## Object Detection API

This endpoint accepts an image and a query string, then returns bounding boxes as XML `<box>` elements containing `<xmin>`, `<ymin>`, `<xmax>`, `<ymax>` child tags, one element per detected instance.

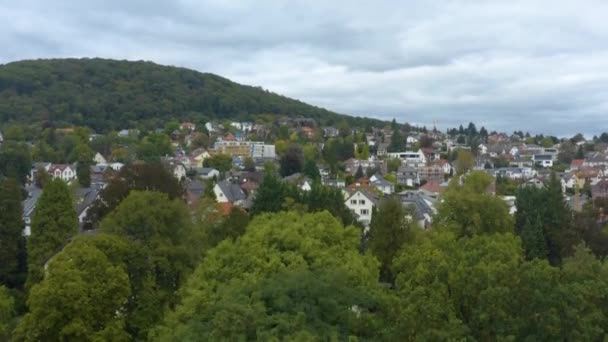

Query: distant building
<box><xmin>93</xmin><ymin>152</ymin><xmax>107</xmax><ymax>165</ymax></box>
<box><xmin>533</xmin><ymin>154</ymin><xmax>554</xmax><ymax>168</ymax></box>
<box><xmin>214</xmin><ymin>180</ymin><xmax>247</xmax><ymax>206</ymax></box>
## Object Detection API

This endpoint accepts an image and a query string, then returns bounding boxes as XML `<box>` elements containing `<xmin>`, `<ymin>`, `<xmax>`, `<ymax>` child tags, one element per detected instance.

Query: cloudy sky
<box><xmin>1</xmin><ymin>0</ymin><xmax>608</xmax><ymax>136</ymax></box>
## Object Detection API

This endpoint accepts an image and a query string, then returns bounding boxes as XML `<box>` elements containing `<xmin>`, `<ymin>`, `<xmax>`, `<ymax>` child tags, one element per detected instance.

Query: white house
<box><xmin>533</xmin><ymin>154</ymin><xmax>554</xmax><ymax>168</ymax></box>
<box><xmin>386</xmin><ymin>149</ymin><xmax>426</xmax><ymax>164</ymax></box>
<box><xmin>198</xmin><ymin>168</ymin><xmax>220</xmax><ymax>180</ymax></box>
<box><xmin>48</xmin><ymin>164</ymin><xmax>76</xmax><ymax>182</ymax></box>
<box><xmin>478</xmin><ymin>144</ymin><xmax>488</xmax><ymax>155</ymax></box>
<box><xmin>370</xmin><ymin>175</ymin><xmax>395</xmax><ymax>195</ymax></box>
<box><xmin>406</xmin><ymin>136</ymin><xmax>419</xmax><ymax>144</ymax></box>
<box><xmin>205</xmin><ymin>122</ymin><xmax>217</xmax><ymax>133</ymax></box>
<box><xmin>344</xmin><ymin>189</ymin><xmax>379</xmax><ymax>227</ymax></box>
<box><xmin>214</xmin><ymin>181</ymin><xmax>247</xmax><ymax>206</ymax></box>
<box><xmin>93</xmin><ymin>152</ymin><xmax>107</xmax><ymax>165</ymax></box>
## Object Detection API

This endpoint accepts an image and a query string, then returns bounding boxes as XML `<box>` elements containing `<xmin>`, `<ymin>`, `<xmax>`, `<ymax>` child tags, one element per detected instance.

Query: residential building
<box><xmin>386</xmin><ymin>150</ymin><xmax>426</xmax><ymax>165</ymax></box>
<box><xmin>417</xmin><ymin>165</ymin><xmax>444</xmax><ymax>182</ymax></box>
<box><xmin>214</xmin><ymin>180</ymin><xmax>247</xmax><ymax>206</ymax></box>
<box><xmin>93</xmin><ymin>152</ymin><xmax>107</xmax><ymax>165</ymax></box>
<box><xmin>180</xmin><ymin>122</ymin><xmax>196</xmax><ymax>131</ymax></box>
<box><xmin>592</xmin><ymin>179</ymin><xmax>608</xmax><ymax>199</ymax></box>
<box><xmin>533</xmin><ymin>154</ymin><xmax>554</xmax><ymax>168</ymax></box>
<box><xmin>344</xmin><ymin>189</ymin><xmax>379</xmax><ymax>227</ymax></box>
<box><xmin>396</xmin><ymin>165</ymin><xmax>420</xmax><ymax>187</ymax></box>
<box><xmin>399</xmin><ymin>191</ymin><xmax>436</xmax><ymax>228</ymax></box>
<box><xmin>197</xmin><ymin>168</ymin><xmax>220</xmax><ymax>179</ymax></box>
<box><xmin>48</xmin><ymin>164</ymin><xmax>77</xmax><ymax>182</ymax></box>
<box><xmin>369</xmin><ymin>174</ymin><xmax>395</xmax><ymax>195</ymax></box>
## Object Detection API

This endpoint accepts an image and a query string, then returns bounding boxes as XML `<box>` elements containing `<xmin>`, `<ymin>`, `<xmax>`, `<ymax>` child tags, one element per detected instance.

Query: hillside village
<box><xmin>5</xmin><ymin>118</ymin><xmax>608</xmax><ymax>235</ymax></box>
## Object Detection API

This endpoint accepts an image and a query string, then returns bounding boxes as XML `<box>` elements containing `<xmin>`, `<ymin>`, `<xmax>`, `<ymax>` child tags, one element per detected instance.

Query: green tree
<box><xmin>84</xmin><ymin>163</ymin><xmax>183</xmax><ymax>229</ymax></box>
<box><xmin>100</xmin><ymin>191</ymin><xmax>200</xmax><ymax>339</ymax></box>
<box><xmin>0</xmin><ymin>285</ymin><xmax>15</xmax><ymax>340</ymax></box>
<box><xmin>386</xmin><ymin>157</ymin><xmax>401</xmax><ymax>173</ymax></box>
<box><xmin>280</xmin><ymin>143</ymin><xmax>304</xmax><ymax>177</ymax></box>
<box><xmin>0</xmin><ymin>141</ymin><xmax>31</xmax><ymax>184</ymax></box>
<box><xmin>455</xmin><ymin>149</ymin><xmax>474</xmax><ymax>175</ymax></box>
<box><xmin>436</xmin><ymin>171</ymin><xmax>514</xmax><ymax>237</ymax></box>
<box><xmin>354</xmin><ymin>165</ymin><xmax>364</xmax><ymax>179</ymax></box>
<box><xmin>26</xmin><ymin>179</ymin><xmax>78</xmax><ymax>289</ymax></box>
<box><xmin>302</xmin><ymin>159</ymin><xmax>321</xmax><ymax>181</ymax></box>
<box><xmin>13</xmin><ymin>235</ymin><xmax>131</xmax><ymax>342</ymax></box>
<box><xmin>0</xmin><ymin>178</ymin><xmax>27</xmax><ymax>288</ymax></box>
<box><xmin>137</xmin><ymin>132</ymin><xmax>172</xmax><ymax>162</ymax></box>
<box><xmin>243</xmin><ymin>156</ymin><xmax>256</xmax><ymax>172</ymax></box>
<box><xmin>389</xmin><ymin>230</ymin><xmax>523</xmax><ymax>340</ymax></box>
<box><xmin>203</xmin><ymin>153</ymin><xmax>233</xmax><ymax>174</ymax></box>
<box><xmin>152</xmin><ymin>211</ymin><xmax>382</xmax><ymax>341</ymax></box>
<box><xmin>203</xmin><ymin>206</ymin><xmax>249</xmax><ymax>249</ymax></box>
<box><xmin>368</xmin><ymin>196</ymin><xmax>416</xmax><ymax>282</ymax></box>
<box><xmin>251</xmin><ymin>174</ymin><xmax>288</xmax><ymax>215</ymax></box>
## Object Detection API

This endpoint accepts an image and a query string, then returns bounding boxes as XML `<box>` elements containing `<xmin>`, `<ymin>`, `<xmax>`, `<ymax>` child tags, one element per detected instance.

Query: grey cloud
<box><xmin>1</xmin><ymin>0</ymin><xmax>608</xmax><ymax>136</ymax></box>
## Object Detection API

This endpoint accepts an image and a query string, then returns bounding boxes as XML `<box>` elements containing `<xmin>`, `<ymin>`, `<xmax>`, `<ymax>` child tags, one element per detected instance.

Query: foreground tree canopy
<box><xmin>152</xmin><ymin>211</ymin><xmax>382</xmax><ymax>341</ymax></box>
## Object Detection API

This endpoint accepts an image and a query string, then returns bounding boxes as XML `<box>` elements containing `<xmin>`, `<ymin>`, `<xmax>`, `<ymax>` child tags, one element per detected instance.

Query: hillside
<box><xmin>0</xmin><ymin>58</ymin><xmax>384</xmax><ymax>132</ymax></box>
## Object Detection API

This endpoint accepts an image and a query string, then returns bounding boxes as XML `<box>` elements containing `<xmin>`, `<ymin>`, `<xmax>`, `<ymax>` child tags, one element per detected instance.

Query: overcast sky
<box><xmin>1</xmin><ymin>0</ymin><xmax>608</xmax><ymax>136</ymax></box>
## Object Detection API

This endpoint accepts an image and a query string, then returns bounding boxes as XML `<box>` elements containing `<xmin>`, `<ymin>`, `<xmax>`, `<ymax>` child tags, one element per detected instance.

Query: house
<box><xmin>48</xmin><ymin>164</ymin><xmax>77</xmax><ymax>182</ymax></box>
<box><xmin>197</xmin><ymin>168</ymin><xmax>220</xmax><ymax>180</ymax></box>
<box><xmin>419</xmin><ymin>180</ymin><xmax>445</xmax><ymax>198</ymax></box>
<box><xmin>251</xmin><ymin>144</ymin><xmax>276</xmax><ymax>159</ymax></box>
<box><xmin>283</xmin><ymin>173</ymin><xmax>313</xmax><ymax>192</ymax></box>
<box><xmin>478</xmin><ymin>144</ymin><xmax>488</xmax><ymax>155</ymax></box>
<box><xmin>189</xmin><ymin>148</ymin><xmax>211</xmax><ymax>168</ymax></box>
<box><xmin>370</xmin><ymin>175</ymin><xmax>395</xmax><ymax>195</ymax></box>
<box><xmin>344</xmin><ymin>189</ymin><xmax>379</xmax><ymax>227</ymax></box>
<box><xmin>386</xmin><ymin>150</ymin><xmax>426</xmax><ymax>165</ymax></box>
<box><xmin>180</xmin><ymin>122</ymin><xmax>196</xmax><ymax>131</ymax></box>
<box><xmin>214</xmin><ymin>180</ymin><xmax>247</xmax><ymax>206</ymax></box>
<box><xmin>93</xmin><ymin>152</ymin><xmax>107</xmax><ymax>165</ymax></box>
<box><xmin>186</xmin><ymin>179</ymin><xmax>206</xmax><ymax>209</ymax></box>
<box><xmin>417</xmin><ymin>165</ymin><xmax>444</xmax><ymax>182</ymax></box>
<box><xmin>161</xmin><ymin>159</ymin><xmax>187</xmax><ymax>181</ymax></box>
<box><xmin>300</xmin><ymin>126</ymin><xmax>315</xmax><ymax>139</ymax></box>
<box><xmin>396</xmin><ymin>166</ymin><xmax>420</xmax><ymax>187</ymax></box>
<box><xmin>400</xmin><ymin>191</ymin><xmax>436</xmax><ymax>228</ymax></box>
<box><xmin>22</xmin><ymin>186</ymin><xmax>43</xmax><ymax>236</ymax></box>
<box><xmin>561</xmin><ymin>173</ymin><xmax>579</xmax><ymax>193</ymax></box>
<box><xmin>406</xmin><ymin>136</ymin><xmax>419</xmax><ymax>144</ymax></box>
<box><xmin>583</xmin><ymin>152</ymin><xmax>608</xmax><ymax>168</ymax></box>
<box><xmin>570</xmin><ymin>159</ymin><xmax>585</xmax><ymax>171</ymax></box>
<box><xmin>533</xmin><ymin>154</ymin><xmax>554</xmax><ymax>168</ymax></box>
<box><xmin>74</xmin><ymin>187</ymin><xmax>101</xmax><ymax>226</ymax></box>
<box><xmin>438</xmin><ymin>159</ymin><xmax>452</xmax><ymax>175</ymax></box>
<box><xmin>592</xmin><ymin>179</ymin><xmax>608</xmax><ymax>199</ymax></box>
<box><xmin>323</xmin><ymin>127</ymin><xmax>339</xmax><ymax>138</ymax></box>
<box><xmin>205</xmin><ymin>122</ymin><xmax>217</xmax><ymax>133</ymax></box>
<box><xmin>323</xmin><ymin>178</ymin><xmax>346</xmax><ymax>188</ymax></box>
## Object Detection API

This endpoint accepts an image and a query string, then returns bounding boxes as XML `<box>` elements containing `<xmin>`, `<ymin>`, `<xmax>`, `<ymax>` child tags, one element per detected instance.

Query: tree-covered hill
<box><xmin>0</xmin><ymin>58</ymin><xmax>384</xmax><ymax>132</ymax></box>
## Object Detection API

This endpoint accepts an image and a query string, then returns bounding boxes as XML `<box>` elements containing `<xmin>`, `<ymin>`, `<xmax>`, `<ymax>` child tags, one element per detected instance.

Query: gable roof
<box><xmin>217</xmin><ymin>180</ymin><xmax>246</xmax><ymax>202</ymax></box>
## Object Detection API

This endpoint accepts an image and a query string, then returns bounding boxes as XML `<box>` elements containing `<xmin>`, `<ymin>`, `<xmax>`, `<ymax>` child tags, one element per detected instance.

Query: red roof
<box><xmin>571</xmin><ymin>159</ymin><xmax>585</xmax><ymax>168</ymax></box>
<box><xmin>224</xmin><ymin>133</ymin><xmax>236</xmax><ymax>141</ymax></box>
<box><xmin>421</xmin><ymin>181</ymin><xmax>444</xmax><ymax>194</ymax></box>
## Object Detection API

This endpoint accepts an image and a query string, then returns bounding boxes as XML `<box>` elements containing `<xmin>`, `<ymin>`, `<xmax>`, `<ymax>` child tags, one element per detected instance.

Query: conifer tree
<box><xmin>26</xmin><ymin>178</ymin><xmax>78</xmax><ymax>289</ymax></box>
<box><xmin>0</xmin><ymin>178</ymin><xmax>27</xmax><ymax>288</ymax></box>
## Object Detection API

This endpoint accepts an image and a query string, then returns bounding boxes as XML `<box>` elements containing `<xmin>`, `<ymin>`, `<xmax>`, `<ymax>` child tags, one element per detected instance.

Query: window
<box><xmin>350</xmin><ymin>200</ymin><xmax>357</xmax><ymax>205</ymax></box>
<box><xmin>359</xmin><ymin>200</ymin><xmax>366</xmax><ymax>205</ymax></box>
<box><xmin>360</xmin><ymin>209</ymin><xmax>369</xmax><ymax>216</ymax></box>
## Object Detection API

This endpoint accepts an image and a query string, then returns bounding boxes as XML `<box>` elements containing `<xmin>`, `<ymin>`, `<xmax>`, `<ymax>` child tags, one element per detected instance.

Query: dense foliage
<box><xmin>26</xmin><ymin>178</ymin><xmax>78</xmax><ymax>289</ymax></box>
<box><xmin>0</xmin><ymin>58</ymin><xmax>385</xmax><ymax>132</ymax></box>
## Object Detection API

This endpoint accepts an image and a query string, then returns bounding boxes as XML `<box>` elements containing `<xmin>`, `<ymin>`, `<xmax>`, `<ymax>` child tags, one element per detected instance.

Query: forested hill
<box><xmin>0</xmin><ymin>58</ymin><xmax>383</xmax><ymax>132</ymax></box>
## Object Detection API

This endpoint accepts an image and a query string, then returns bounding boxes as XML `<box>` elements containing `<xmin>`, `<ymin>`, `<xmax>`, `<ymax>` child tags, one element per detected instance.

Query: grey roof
<box><xmin>74</xmin><ymin>187</ymin><xmax>101</xmax><ymax>216</ymax></box>
<box><xmin>534</xmin><ymin>154</ymin><xmax>553</xmax><ymax>161</ymax></box>
<box><xmin>198</xmin><ymin>167</ymin><xmax>218</xmax><ymax>176</ymax></box>
<box><xmin>217</xmin><ymin>180</ymin><xmax>246</xmax><ymax>203</ymax></box>
<box><xmin>400</xmin><ymin>191</ymin><xmax>435</xmax><ymax>222</ymax></box>
<box><xmin>186</xmin><ymin>179</ymin><xmax>206</xmax><ymax>197</ymax></box>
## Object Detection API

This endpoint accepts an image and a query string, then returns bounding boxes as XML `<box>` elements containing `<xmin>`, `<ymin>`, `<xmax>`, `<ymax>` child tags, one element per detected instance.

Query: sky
<box><xmin>1</xmin><ymin>0</ymin><xmax>608</xmax><ymax>137</ymax></box>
